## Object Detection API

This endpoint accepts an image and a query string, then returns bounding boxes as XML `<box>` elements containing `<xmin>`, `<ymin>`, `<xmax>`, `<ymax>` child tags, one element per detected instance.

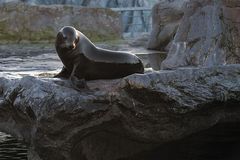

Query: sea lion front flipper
<box><xmin>54</xmin><ymin>66</ymin><xmax>71</xmax><ymax>78</ymax></box>
<box><xmin>69</xmin><ymin>64</ymin><xmax>88</xmax><ymax>90</ymax></box>
<box><xmin>70</xmin><ymin>76</ymin><xmax>88</xmax><ymax>91</ymax></box>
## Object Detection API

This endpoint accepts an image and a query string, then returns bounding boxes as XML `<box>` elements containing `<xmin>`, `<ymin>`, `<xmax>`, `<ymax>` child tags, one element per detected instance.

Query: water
<box><xmin>0</xmin><ymin>132</ymin><xmax>28</xmax><ymax>160</ymax></box>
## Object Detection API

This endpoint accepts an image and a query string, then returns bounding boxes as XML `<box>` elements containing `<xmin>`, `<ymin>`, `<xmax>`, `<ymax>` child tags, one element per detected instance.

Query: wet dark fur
<box><xmin>55</xmin><ymin>27</ymin><xmax>144</xmax><ymax>80</ymax></box>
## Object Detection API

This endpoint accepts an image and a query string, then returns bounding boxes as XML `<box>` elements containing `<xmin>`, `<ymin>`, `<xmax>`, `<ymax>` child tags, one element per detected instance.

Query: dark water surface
<box><xmin>0</xmin><ymin>132</ymin><xmax>27</xmax><ymax>160</ymax></box>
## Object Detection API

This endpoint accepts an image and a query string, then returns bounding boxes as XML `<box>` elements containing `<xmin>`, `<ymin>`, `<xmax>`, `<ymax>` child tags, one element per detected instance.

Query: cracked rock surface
<box><xmin>161</xmin><ymin>0</ymin><xmax>240</xmax><ymax>69</ymax></box>
<box><xmin>147</xmin><ymin>0</ymin><xmax>188</xmax><ymax>51</ymax></box>
<box><xmin>0</xmin><ymin>64</ymin><xmax>240</xmax><ymax>160</ymax></box>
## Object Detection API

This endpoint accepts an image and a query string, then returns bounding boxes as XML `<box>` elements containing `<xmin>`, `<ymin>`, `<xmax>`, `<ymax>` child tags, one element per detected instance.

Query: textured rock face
<box><xmin>0</xmin><ymin>64</ymin><xmax>240</xmax><ymax>160</ymax></box>
<box><xmin>1</xmin><ymin>0</ymin><xmax>158</xmax><ymax>34</ymax></box>
<box><xmin>161</xmin><ymin>0</ymin><xmax>240</xmax><ymax>69</ymax></box>
<box><xmin>0</xmin><ymin>2</ymin><xmax>121</xmax><ymax>43</ymax></box>
<box><xmin>27</xmin><ymin>0</ymin><xmax>158</xmax><ymax>7</ymax></box>
<box><xmin>147</xmin><ymin>0</ymin><xmax>188</xmax><ymax>51</ymax></box>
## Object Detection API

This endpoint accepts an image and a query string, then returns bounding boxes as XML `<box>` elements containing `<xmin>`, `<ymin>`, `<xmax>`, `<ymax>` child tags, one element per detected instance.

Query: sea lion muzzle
<box><xmin>67</xmin><ymin>43</ymin><xmax>76</xmax><ymax>50</ymax></box>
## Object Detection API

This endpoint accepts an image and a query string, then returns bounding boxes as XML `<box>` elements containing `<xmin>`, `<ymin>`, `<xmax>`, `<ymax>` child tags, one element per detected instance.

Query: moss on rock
<box><xmin>0</xmin><ymin>2</ymin><xmax>122</xmax><ymax>43</ymax></box>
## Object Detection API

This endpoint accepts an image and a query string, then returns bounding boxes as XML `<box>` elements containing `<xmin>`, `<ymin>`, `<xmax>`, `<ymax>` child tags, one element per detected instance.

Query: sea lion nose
<box><xmin>62</xmin><ymin>35</ymin><xmax>67</xmax><ymax>40</ymax></box>
<box><xmin>68</xmin><ymin>45</ymin><xmax>74</xmax><ymax>49</ymax></box>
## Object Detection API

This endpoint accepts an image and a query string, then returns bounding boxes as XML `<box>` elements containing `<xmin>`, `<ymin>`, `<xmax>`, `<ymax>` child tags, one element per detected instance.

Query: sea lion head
<box><xmin>56</xmin><ymin>26</ymin><xmax>79</xmax><ymax>50</ymax></box>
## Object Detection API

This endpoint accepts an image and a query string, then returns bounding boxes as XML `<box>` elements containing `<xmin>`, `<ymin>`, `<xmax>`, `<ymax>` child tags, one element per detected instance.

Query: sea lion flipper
<box><xmin>69</xmin><ymin>64</ymin><xmax>88</xmax><ymax>90</ymax></box>
<box><xmin>70</xmin><ymin>76</ymin><xmax>88</xmax><ymax>91</ymax></box>
<box><xmin>54</xmin><ymin>66</ymin><xmax>71</xmax><ymax>78</ymax></box>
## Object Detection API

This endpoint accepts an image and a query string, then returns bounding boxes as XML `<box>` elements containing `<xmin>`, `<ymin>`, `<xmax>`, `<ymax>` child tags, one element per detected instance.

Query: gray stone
<box><xmin>19</xmin><ymin>0</ymin><xmax>159</xmax><ymax>34</ymax></box>
<box><xmin>0</xmin><ymin>64</ymin><xmax>240</xmax><ymax>160</ymax></box>
<box><xmin>161</xmin><ymin>0</ymin><xmax>240</xmax><ymax>69</ymax></box>
<box><xmin>30</xmin><ymin>0</ymin><xmax>158</xmax><ymax>7</ymax></box>
<box><xmin>147</xmin><ymin>0</ymin><xmax>188</xmax><ymax>51</ymax></box>
<box><xmin>0</xmin><ymin>2</ymin><xmax>121</xmax><ymax>43</ymax></box>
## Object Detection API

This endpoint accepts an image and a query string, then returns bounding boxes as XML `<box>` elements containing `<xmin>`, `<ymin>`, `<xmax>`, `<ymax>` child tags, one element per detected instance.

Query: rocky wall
<box><xmin>161</xmin><ymin>0</ymin><xmax>240</xmax><ymax>69</ymax></box>
<box><xmin>0</xmin><ymin>2</ymin><xmax>122</xmax><ymax>43</ymax></box>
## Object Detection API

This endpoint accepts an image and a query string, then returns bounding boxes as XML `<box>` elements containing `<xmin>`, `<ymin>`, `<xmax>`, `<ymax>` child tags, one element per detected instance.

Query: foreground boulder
<box><xmin>0</xmin><ymin>64</ymin><xmax>240</xmax><ymax>160</ymax></box>
<box><xmin>161</xmin><ymin>0</ymin><xmax>240</xmax><ymax>69</ymax></box>
<box><xmin>0</xmin><ymin>2</ymin><xmax>121</xmax><ymax>43</ymax></box>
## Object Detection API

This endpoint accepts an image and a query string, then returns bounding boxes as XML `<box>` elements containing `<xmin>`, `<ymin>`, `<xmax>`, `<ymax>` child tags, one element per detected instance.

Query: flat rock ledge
<box><xmin>0</xmin><ymin>64</ymin><xmax>240</xmax><ymax>160</ymax></box>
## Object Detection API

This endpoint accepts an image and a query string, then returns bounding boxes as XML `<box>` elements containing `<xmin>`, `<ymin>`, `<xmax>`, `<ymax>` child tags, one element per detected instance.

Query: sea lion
<box><xmin>54</xmin><ymin>26</ymin><xmax>144</xmax><ymax>88</ymax></box>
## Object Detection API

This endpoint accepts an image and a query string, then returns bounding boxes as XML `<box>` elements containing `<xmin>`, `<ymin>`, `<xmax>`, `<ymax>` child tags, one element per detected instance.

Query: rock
<box><xmin>0</xmin><ymin>2</ymin><xmax>121</xmax><ymax>43</ymax></box>
<box><xmin>11</xmin><ymin>0</ymin><xmax>158</xmax><ymax>34</ymax></box>
<box><xmin>146</xmin><ymin>52</ymin><xmax>167</xmax><ymax>70</ymax></box>
<box><xmin>161</xmin><ymin>0</ymin><xmax>240</xmax><ymax>69</ymax></box>
<box><xmin>0</xmin><ymin>64</ymin><xmax>240</xmax><ymax>160</ymax></box>
<box><xmin>128</xmin><ymin>33</ymin><xmax>150</xmax><ymax>47</ymax></box>
<box><xmin>128</xmin><ymin>122</ymin><xmax>240</xmax><ymax>160</ymax></box>
<box><xmin>147</xmin><ymin>0</ymin><xmax>188</xmax><ymax>51</ymax></box>
<box><xmin>29</xmin><ymin>0</ymin><xmax>158</xmax><ymax>7</ymax></box>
